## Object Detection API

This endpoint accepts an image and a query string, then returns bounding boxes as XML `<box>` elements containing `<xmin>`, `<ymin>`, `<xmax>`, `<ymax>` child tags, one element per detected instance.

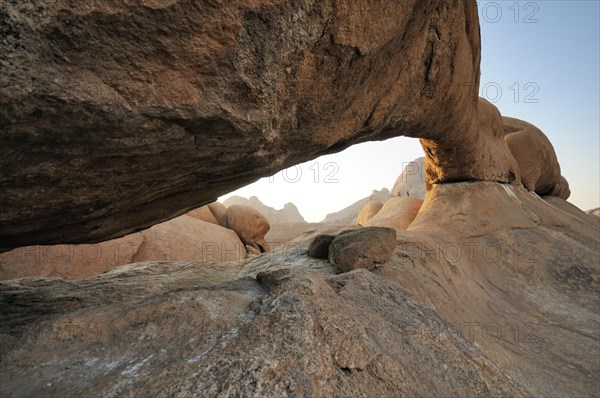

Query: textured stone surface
<box><xmin>307</xmin><ymin>234</ymin><xmax>335</xmax><ymax>259</ymax></box>
<box><xmin>391</xmin><ymin>157</ymin><xmax>426</xmax><ymax>198</ymax></box>
<box><xmin>549</xmin><ymin>175</ymin><xmax>571</xmax><ymax>200</ymax></box>
<box><xmin>186</xmin><ymin>205</ymin><xmax>220</xmax><ymax>226</ymax></box>
<box><xmin>365</xmin><ymin>197</ymin><xmax>423</xmax><ymax>230</ymax></box>
<box><xmin>227</xmin><ymin>205</ymin><xmax>270</xmax><ymax>253</ymax></box>
<box><xmin>322</xmin><ymin>189</ymin><xmax>392</xmax><ymax>224</ymax></box>
<box><xmin>0</xmin><ymin>264</ymin><xmax>525</xmax><ymax>398</ymax></box>
<box><xmin>207</xmin><ymin>202</ymin><xmax>230</xmax><ymax>228</ymax></box>
<box><xmin>502</xmin><ymin>116</ymin><xmax>567</xmax><ymax>197</ymax></box>
<box><xmin>1</xmin><ymin>182</ymin><xmax>597</xmax><ymax>397</ymax></box>
<box><xmin>328</xmin><ymin>227</ymin><xmax>397</xmax><ymax>272</ymax></box>
<box><xmin>0</xmin><ymin>214</ymin><xmax>249</xmax><ymax>280</ymax></box>
<box><xmin>1</xmin><ymin>0</ymin><xmax>524</xmax><ymax>250</ymax></box>
<box><xmin>265</xmin><ymin>222</ymin><xmax>321</xmax><ymax>247</ymax></box>
<box><xmin>0</xmin><ymin>233</ymin><xmax>144</xmax><ymax>280</ymax></box>
<box><xmin>132</xmin><ymin>215</ymin><xmax>247</xmax><ymax>263</ymax></box>
<box><xmin>356</xmin><ymin>200</ymin><xmax>384</xmax><ymax>225</ymax></box>
<box><xmin>224</xmin><ymin>196</ymin><xmax>306</xmax><ymax>224</ymax></box>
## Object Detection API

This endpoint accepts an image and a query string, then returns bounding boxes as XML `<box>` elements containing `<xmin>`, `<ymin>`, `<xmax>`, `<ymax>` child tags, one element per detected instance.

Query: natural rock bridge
<box><xmin>1</xmin><ymin>0</ymin><xmax>566</xmax><ymax>250</ymax></box>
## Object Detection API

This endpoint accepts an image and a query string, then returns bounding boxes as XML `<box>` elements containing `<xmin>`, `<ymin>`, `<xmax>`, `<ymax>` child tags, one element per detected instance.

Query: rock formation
<box><xmin>307</xmin><ymin>234</ymin><xmax>336</xmax><ymax>259</ymax></box>
<box><xmin>322</xmin><ymin>189</ymin><xmax>392</xmax><ymax>225</ymax></box>
<box><xmin>328</xmin><ymin>227</ymin><xmax>397</xmax><ymax>272</ymax></box>
<box><xmin>1</xmin><ymin>1</ymin><xmax>598</xmax><ymax>396</ymax></box>
<box><xmin>1</xmin><ymin>203</ymin><xmax>282</xmax><ymax>279</ymax></box>
<box><xmin>2</xmin><ymin>1</ymin><xmax>523</xmax><ymax>250</ymax></box>
<box><xmin>0</xmin><ymin>233</ymin><xmax>145</xmax><ymax>280</ymax></box>
<box><xmin>226</xmin><ymin>205</ymin><xmax>271</xmax><ymax>253</ymax></box>
<box><xmin>186</xmin><ymin>206</ymin><xmax>221</xmax><ymax>226</ymax></box>
<box><xmin>265</xmin><ymin>222</ymin><xmax>321</xmax><ymax>247</ymax></box>
<box><xmin>364</xmin><ymin>197</ymin><xmax>424</xmax><ymax>230</ymax></box>
<box><xmin>223</xmin><ymin>196</ymin><xmax>305</xmax><ymax>224</ymax></box>
<box><xmin>391</xmin><ymin>157</ymin><xmax>427</xmax><ymax>199</ymax></box>
<box><xmin>502</xmin><ymin>117</ymin><xmax>568</xmax><ymax>198</ymax></box>
<box><xmin>2</xmin><ymin>183</ymin><xmax>596</xmax><ymax>396</ymax></box>
<box><xmin>207</xmin><ymin>202</ymin><xmax>230</xmax><ymax>228</ymax></box>
<box><xmin>131</xmin><ymin>216</ymin><xmax>246</xmax><ymax>263</ymax></box>
<box><xmin>0</xmin><ymin>215</ymin><xmax>246</xmax><ymax>280</ymax></box>
<box><xmin>356</xmin><ymin>200</ymin><xmax>384</xmax><ymax>225</ymax></box>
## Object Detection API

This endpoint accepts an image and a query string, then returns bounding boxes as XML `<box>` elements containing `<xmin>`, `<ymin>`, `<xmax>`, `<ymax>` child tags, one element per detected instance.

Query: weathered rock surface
<box><xmin>365</xmin><ymin>197</ymin><xmax>424</xmax><ymax>230</ymax></box>
<box><xmin>265</xmin><ymin>222</ymin><xmax>321</xmax><ymax>247</ymax></box>
<box><xmin>207</xmin><ymin>202</ymin><xmax>229</xmax><ymax>228</ymax></box>
<box><xmin>0</xmin><ymin>233</ymin><xmax>144</xmax><ymax>280</ymax></box>
<box><xmin>186</xmin><ymin>205</ymin><xmax>221</xmax><ymax>226</ymax></box>
<box><xmin>307</xmin><ymin>234</ymin><xmax>335</xmax><ymax>259</ymax></box>
<box><xmin>1</xmin><ymin>1</ymin><xmax>523</xmax><ymax>250</ymax></box>
<box><xmin>2</xmin><ymin>182</ymin><xmax>597</xmax><ymax>397</ymax></box>
<box><xmin>0</xmin><ymin>262</ymin><xmax>527</xmax><ymax>398</ymax></box>
<box><xmin>227</xmin><ymin>205</ymin><xmax>270</xmax><ymax>253</ymax></box>
<box><xmin>245</xmin><ymin>244</ymin><xmax>261</xmax><ymax>256</ymax></box>
<box><xmin>132</xmin><ymin>215</ymin><xmax>246</xmax><ymax>263</ymax></box>
<box><xmin>0</xmin><ymin>215</ymin><xmax>247</xmax><ymax>280</ymax></box>
<box><xmin>322</xmin><ymin>189</ymin><xmax>392</xmax><ymax>224</ymax></box>
<box><xmin>223</xmin><ymin>196</ymin><xmax>305</xmax><ymax>224</ymax></box>
<box><xmin>502</xmin><ymin>116</ymin><xmax>567</xmax><ymax>197</ymax></box>
<box><xmin>549</xmin><ymin>175</ymin><xmax>571</xmax><ymax>200</ymax></box>
<box><xmin>391</xmin><ymin>156</ymin><xmax>427</xmax><ymax>199</ymax></box>
<box><xmin>356</xmin><ymin>200</ymin><xmax>384</xmax><ymax>225</ymax></box>
<box><xmin>328</xmin><ymin>227</ymin><xmax>397</xmax><ymax>272</ymax></box>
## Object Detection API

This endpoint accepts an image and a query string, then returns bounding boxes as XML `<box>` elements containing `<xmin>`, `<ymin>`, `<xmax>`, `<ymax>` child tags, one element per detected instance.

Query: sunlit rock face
<box><xmin>1</xmin><ymin>0</ymin><xmax>522</xmax><ymax>250</ymax></box>
<box><xmin>502</xmin><ymin>116</ymin><xmax>570</xmax><ymax>199</ymax></box>
<box><xmin>1</xmin><ymin>182</ymin><xmax>597</xmax><ymax>397</ymax></box>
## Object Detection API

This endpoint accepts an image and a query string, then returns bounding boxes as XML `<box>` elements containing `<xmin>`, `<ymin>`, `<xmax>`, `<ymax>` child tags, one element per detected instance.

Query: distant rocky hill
<box><xmin>321</xmin><ymin>157</ymin><xmax>428</xmax><ymax>224</ymax></box>
<box><xmin>391</xmin><ymin>157</ymin><xmax>426</xmax><ymax>199</ymax></box>
<box><xmin>321</xmin><ymin>189</ymin><xmax>393</xmax><ymax>224</ymax></box>
<box><xmin>223</xmin><ymin>196</ymin><xmax>306</xmax><ymax>225</ymax></box>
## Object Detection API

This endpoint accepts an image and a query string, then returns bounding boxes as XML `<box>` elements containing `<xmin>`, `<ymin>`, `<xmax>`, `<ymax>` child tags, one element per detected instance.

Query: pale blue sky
<box><xmin>223</xmin><ymin>1</ymin><xmax>600</xmax><ymax>222</ymax></box>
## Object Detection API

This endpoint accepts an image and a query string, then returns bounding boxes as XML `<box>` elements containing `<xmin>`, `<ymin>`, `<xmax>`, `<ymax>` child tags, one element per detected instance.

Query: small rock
<box><xmin>246</xmin><ymin>244</ymin><xmax>260</xmax><ymax>256</ymax></box>
<box><xmin>307</xmin><ymin>235</ymin><xmax>335</xmax><ymax>259</ymax></box>
<box><xmin>329</xmin><ymin>227</ymin><xmax>397</xmax><ymax>272</ymax></box>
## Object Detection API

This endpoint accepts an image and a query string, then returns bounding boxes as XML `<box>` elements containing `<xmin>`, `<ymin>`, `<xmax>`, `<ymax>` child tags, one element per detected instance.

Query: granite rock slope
<box><xmin>1</xmin><ymin>181</ymin><xmax>597</xmax><ymax>397</ymax></box>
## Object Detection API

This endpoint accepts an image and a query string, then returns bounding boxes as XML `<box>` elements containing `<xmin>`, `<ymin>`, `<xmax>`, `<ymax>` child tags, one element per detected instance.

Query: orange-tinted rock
<box><xmin>224</xmin><ymin>196</ymin><xmax>305</xmax><ymax>224</ymax></box>
<box><xmin>226</xmin><ymin>205</ymin><xmax>271</xmax><ymax>253</ymax></box>
<box><xmin>1</xmin><ymin>2</ymin><xmax>521</xmax><ymax>250</ymax></box>
<box><xmin>207</xmin><ymin>202</ymin><xmax>229</xmax><ymax>228</ymax></box>
<box><xmin>549</xmin><ymin>175</ymin><xmax>571</xmax><ymax>200</ymax></box>
<box><xmin>329</xmin><ymin>227</ymin><xmax>397</xmax><ymax>272</ymax></box>
<box><xmin>365</xmin><ymin>197</ymin><xmax>424</xmax><ymax>230</ymax></box>
<box><xmin>356</xmin><ymin>200</ymin><xmax>384</xmax><ymax>226</ymax></box>
<box><xmin>0</xmin><ymin>234</ymin><xmax>144</xmax><ymax>280</ymax></box>
<box><xmin>0</xmin><ymin>215</ymin><xmax>247</xmax><ymax>280</ymax></box>
<box><xmin>502</xmin><ymin>116</ymin><xmax>565</xmax><ymax>196</ymax></box>
<box><xmin>391</xmin><ymin>157</ymin><xmax>426</xmax><ymax>198</ymax></box>
<box><xmin>133</xmin><ymin>216</ymin><xmax>246</xmax><ymax>263</ymax></box>
<box><xmin>0</xmin><ymin>182</ymin><xmax>597</xmax><ymax>396</ymax></box>
<box><xmin>322</xmin><ymin>189</ymin><xmax>392</xmax><ymax>224</ymax></box>
<box><xmin>186</xmin><ymin>206</ymin><xmax>220</xmax><ymax>226</ymax></box>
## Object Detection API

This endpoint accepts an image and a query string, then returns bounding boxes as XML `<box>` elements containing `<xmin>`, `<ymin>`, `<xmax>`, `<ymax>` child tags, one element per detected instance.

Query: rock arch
<box><xmin>0</xmin><ymin>1</ymin><xmax>562</xmax><ymax>250</ymax></box>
